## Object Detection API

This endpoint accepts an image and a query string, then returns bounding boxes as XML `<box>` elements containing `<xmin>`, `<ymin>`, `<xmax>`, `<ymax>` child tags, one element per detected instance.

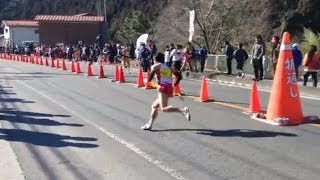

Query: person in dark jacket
<box><xmin>224</xmin><ymin>41</ymin><xmax>235</xmax><ymax>75</ymax></box>
<box><xmin>292</xmin><ymin>43</ymin><xmax>303</xmax><ymax>79</ymax></box>
<box><xmin>233</xmin><ymin>43</ymin><xmax>248</xmax><ymax>78</ymax></box>
<box><xmin>199</xmin><ymin>46</ymin><xmax>208</xmax><ymax>73</ymax></box>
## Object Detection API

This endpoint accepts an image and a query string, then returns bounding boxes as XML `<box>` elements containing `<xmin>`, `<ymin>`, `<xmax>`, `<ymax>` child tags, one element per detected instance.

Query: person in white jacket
<box><xmin>164</xmin><ymin>46</ymin><xmax>171</xmax><ymax>67</ymax></box>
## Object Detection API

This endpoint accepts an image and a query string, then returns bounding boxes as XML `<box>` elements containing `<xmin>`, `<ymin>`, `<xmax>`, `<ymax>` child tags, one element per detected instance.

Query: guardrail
<box><xmin>204</xmin><ymin>54</ymin><xmax>307</xmax><ymax>79</ymax></box>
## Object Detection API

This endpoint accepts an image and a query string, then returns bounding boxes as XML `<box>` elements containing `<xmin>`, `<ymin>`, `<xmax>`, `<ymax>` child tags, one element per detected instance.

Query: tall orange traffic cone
<box><xmin>144</xmin><ymin>70</ymin><xmax>156</xmax><ymax>89</ymax></box>
<box><xmin>62</xmin><ymin>59</ymin><xmax>67</xmax><ymax>70</ymax></box>
<box><xmin>114</xmin><ymin>65</ymin><xmax>119</xmax><ymax>81</ymax></box>
<box><xmin>26</xmin><ymin>56</ymin><xmax>29</xmax><ymax>63</ymax></box>
<box><xmin>31</xmin><ymin>56</ymin><xmax>35</xmax><ymax>64</ymax></box>
<box><xmin>249</xmin><ymin>81</ymin><xmax>261</xmax><ymax>113</ymax></box>
<box><xmin>117</xmin><ymin>66</ymin><xmax>125</xmax><ymax>83</ymax></box>
<box><xmin>40</xmin><ymin>57</ymin><xmax>44</xmax><ymax>65</ymax></box>
<box><xmin>86</xmin><ymin>63</ymin><xmax>93</xmax><ymax>76</ymax></box>
<box><xmin>70</xmin><ymin>61</ymin><xmax>76</xmax><ymax>72</ymax></box>
<box><xmin>76</xmin><ymin>62</ymin><xmax>82</xmax><ymax>74</ymax></box>
<box><xmin>200</xmin><ymin>76</ymin><xmax>209</xmax><ymax>102</ymax></box>
<box><xmin>56</xmin><ymin>59</ymin><xmax>61</xmax><ymax>69</ymax></box>
<box><xmin>98</xmin><ymin>65</ymin><xmax>106</xmax><ymax>78</ymax></box>
<box><xmin>51</xmin><ymin>59</ymin><xmax>55</xmax><ymax>68</ymax></box>
<box><xmin>36</xmin><ymin>56</ymin><xmax>39</xmax><ymax>64</ymax></box>
<box><xmin>136</xmin><ymin>68</ymin><xmax>145</xmax><ymax>87</ymax></box>
<box><xmin>266</xmin><ymin>32</ymin><xmax>304</xmax><ymax>125</ymax></box>
<box><xmin>45</xmin><ymin>57</ymin><xmax>49</xmax><ymax>66</ymax></box>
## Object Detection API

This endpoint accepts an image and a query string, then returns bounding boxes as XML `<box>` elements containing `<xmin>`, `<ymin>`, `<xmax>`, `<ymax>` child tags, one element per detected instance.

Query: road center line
<box><xmin>15</xmin><ymin>79</ymin><xmax>188</xmax><ymax>180</ymax></box>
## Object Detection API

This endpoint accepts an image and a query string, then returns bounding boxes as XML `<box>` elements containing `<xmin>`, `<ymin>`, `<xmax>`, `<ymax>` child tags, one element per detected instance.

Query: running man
<box><xmin>141</xmin><ymin>53</ymin><xmax>191</xmax><ymax>130</ymax></box>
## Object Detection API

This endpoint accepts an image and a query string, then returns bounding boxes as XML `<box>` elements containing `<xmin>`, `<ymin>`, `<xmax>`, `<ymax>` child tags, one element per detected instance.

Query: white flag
<box><xmin>189</xmin><ymin>10</ymin><xmax>195</xmax><ymax>42</ymax></box>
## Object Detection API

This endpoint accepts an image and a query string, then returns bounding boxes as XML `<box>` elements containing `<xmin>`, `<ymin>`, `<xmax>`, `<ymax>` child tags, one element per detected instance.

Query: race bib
<box><xmin>160</xmin><ymin>69</ymin><xmax>171</xmax><ymax>78</ymax></box>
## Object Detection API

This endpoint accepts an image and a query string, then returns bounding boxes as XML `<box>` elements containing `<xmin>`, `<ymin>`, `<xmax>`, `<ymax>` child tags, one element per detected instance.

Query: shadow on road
<box><xmin>0</xmin><ymin>110</ymin><xmax>71</xmax><ymax>118</ymax></box>
<box><xmin>0</xmin><ymin>97</ymin><xmax>34</xmax><ymax>103</ymax></box>
<box><xmin>0</xmin><ymin>128</ymin><xmax>98</xmax><ymax>148</ymax></box>
<box><xmin>151</xmin><ymin>129</ymin><xmax>297</xmax><ymax>138</ymax></box>
<box><xmin>0</xmin><ymin>114</ymin><xmax>83</xmax><ymax>127</ymax></box>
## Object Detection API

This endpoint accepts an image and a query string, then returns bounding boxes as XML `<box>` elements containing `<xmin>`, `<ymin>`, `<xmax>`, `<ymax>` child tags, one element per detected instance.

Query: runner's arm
<box><xmin>148</xmin><ymin>64</ymin><xmax>159</xmax><ymax>82</ymax></box>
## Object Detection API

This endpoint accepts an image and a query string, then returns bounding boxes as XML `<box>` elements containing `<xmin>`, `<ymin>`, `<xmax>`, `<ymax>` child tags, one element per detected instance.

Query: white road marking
<box><xmin>188</xmin><ymin>78</ymin><xmax>320</xmax><ymax>101</ymax></box>
<box><xmin>0</xmin><ymin>123</ymin><xmax>25</xmax><ymax>180</ymax></box>
<box><xmin>15</xmin><ymin>80</ymin><xmax>188</xmax><ymax>180</ymax></box>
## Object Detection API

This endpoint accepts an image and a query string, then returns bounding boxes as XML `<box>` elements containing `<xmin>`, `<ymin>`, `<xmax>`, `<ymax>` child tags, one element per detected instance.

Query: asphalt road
<box><xmin>0</xmin><ymin>59</ymin><xmax>320</xmax><ymax>180</ymax></box>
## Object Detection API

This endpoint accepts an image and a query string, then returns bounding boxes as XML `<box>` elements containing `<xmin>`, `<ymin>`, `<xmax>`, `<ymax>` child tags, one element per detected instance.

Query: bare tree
<box><xmin>187</xmin><ymin>0</ymin><xmax>254</xmax><ymax>53</ymax></box>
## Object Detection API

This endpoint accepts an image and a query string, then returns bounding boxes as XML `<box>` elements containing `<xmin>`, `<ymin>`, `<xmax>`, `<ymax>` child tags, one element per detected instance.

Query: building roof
<box><xmin>1</xmin><ymin>20</ymin><xmax>38</xmax><ymax>27</ymax></box>
<box><xmin>34</xmin><ymin>15</ymin><xmax>104</xmax><ymax>22</ymax></box>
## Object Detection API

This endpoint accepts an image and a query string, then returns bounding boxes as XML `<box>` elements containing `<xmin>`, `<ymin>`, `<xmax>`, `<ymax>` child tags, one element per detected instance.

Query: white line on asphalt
<box><xmin>0</xmin><ymin>123</ymin><xmax>25</xmax><ymax>180</ymax></box>
<box><xmin>188</xmin><ymin>78</ymin><xmax>320</xmax><ymax>101</ymax></box>
<box><xmin>15</xmin><ymin>80</ymin><xmax>188</xmax><ymax>180</ymax></box>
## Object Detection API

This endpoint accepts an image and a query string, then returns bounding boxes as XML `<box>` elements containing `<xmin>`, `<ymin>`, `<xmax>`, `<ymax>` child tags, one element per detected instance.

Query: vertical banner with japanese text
<box><xmin>189</xmin><ymin>10</ymin><xmax>195</xmax><ymax>42</ymax></box>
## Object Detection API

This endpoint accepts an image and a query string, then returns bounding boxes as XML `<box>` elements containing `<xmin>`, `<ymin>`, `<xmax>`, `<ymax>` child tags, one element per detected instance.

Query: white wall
<box><xmin>3</xmin><ymin>26</ymin><xmax>39</xmax><ymax>46</ymax></box>
<box><xmin>12</xmin><ymin>27</ymin><xmax>39</xmax><ymax>46</ymax></box>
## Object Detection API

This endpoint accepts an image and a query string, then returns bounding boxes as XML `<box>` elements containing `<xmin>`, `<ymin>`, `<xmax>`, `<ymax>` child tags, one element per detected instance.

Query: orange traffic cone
<box><xmin>31</xmin><ymin>56</ymin><xmax>35</xmax><ymax>64</ymax></box>
<box><xmin>144</xmin><ymin>70</ymin><xmax>156</xmax><ymax>89</ymax></box>
<box><xmin>98</xmin><ymin>65</ymin><xmax>106</xmax><ymax>78</ymax></box>
<box><xmin>70</xmin><ymin>61</ymin><xmax>76</xmax><ymax>72</ymax></box>
<box><xmin>136</xmin><ymin>68</ymin><xmax>145</xmax><ymax>87</ymax></box>
<box><xmin>36</xmin><ymin>56</ymin><xmax>39</xmax><ymax>64</ymax></box>
<box><xmin>117</xmin><ymin>66</ymin><xmax>125</xmax><ymax>83</ymax></box>
<box><xmin>86</xmin><ymin>63</ymin><xmax>93</xmax><ymax>76</ymax></box>
<box><xmin>199</xmin><ymin>76</ymin><xmax>209</xmax><ymax>102</ymax></box>
<box><xmin>56</xmin><ymin>59</ymin><xmax>61</xmax><ymax>69</ymax></box>
<box><xmin>62</xmin><ymin>59</ymin><xmax>67</xmax><ymax>70</ymax></box>
<box><xmin>45</xmin><ymin>57</ymin><xmax>49</xmax><ymax>66</ymax></box>
<box><xmin>114</xmin><ymin>65</ymin><xmax>119</xmax><ymax>81</ymax></box>
<box><xmin>51</xmin><ymin>59</ymin><xmax>55</xmax><ymax>68</ymax></box>
<box><xmin>249</xmin><ymin>81</ymin><xmax>261</xmax><ymax>113</ymax></box>
<box><xmin>266</xmin><ymin>32</ymin><xmax>304</xmax><ymax>125</ymax></box>
<box><xmin>40</xmin><ymin>57</ymin><xmax>43</xmax><ymax>65</ymax></box>
<box><xmin>26</xmin><ymin>57</ymin><xmax>29</xmax><ymax>63</ymax></box>
<box><xmin>76</xmin><ymin>62</ymin><xmax>82</xmax><ymax>74</ymax></box>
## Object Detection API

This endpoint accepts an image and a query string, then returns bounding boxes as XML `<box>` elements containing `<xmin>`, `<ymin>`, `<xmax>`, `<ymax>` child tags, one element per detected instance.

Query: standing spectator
<box><xmin>67</xmin><ymin>45</ymin><xmax>74</xmax><ymax>61</ymax></box>
<box><xmin>190</xmin><ymin>44</ymin><xmax>198</xmax><ymax>72</ymax></box>
<box><xmin>233</xmin><ymin>43</ymin><xmax>249</xmax><ymax>78</ymax></box>
<box><xmin>164</xmin><ymin>45</ymin><xmax>171</xmax><ymax>67</ymax></box>
<box><xmin>199</xmin><ymin>46</ymin><xmax>208</xmax><ymax>73</ymax></box>
<box><xmin>116</xmin><ymin>44</ymin><xmax>123</xmax><ymax>63</ymax></box>
<box><xmin>224</xmin><ymin>41</ymin><xmax>235</xmax><ymax>75</ymax></box>
<box><xmin>138</xmin><ymin>42</ymin><xmax>151</xmax><ymax>72</ymax></box>
<box><xmin>169</xmin><ymin>43</ymin><xmax>175</xmax><ymax>65</ymax></box>
<box><xmin>74</xmin><ymin>46</ymin><xmax>81</xmax><ymax>62</ymax></box>
<box><xmin>129</xmin><ymin>42</ymin><xmax>135</xmax><ymax>60</ymax></box>
<box><xmin>170</xmin><ymin>44</ymin><xmax>184</xmax><ymax>72</ymax></box>
<box><xmin>150</xmin><ymin>43</ymin><xmax>158</xmax><ymax>64</ymax></box>
<box><xmin>303</xmin><ymin>45</ymin><xmax>320</xmax><ymax>87</ymax></box>
<box><xmin>251</xmin><ymin>35</ymin><xmax>266</xmax><ymax>81</ymax></box>
<box><xmin>292</xmin><ymin>43</ymin><xmax>303</xmax><ymax>79</ymax></box>
<box><xmin>271</xmin><ymin>36</ymin><xmax>281</xmax><ymax>74</ymax></box>
<box><xmin>121</xmin><ymin>45</ymin><xmax>131</xmax><ymax>73</ymax></box>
